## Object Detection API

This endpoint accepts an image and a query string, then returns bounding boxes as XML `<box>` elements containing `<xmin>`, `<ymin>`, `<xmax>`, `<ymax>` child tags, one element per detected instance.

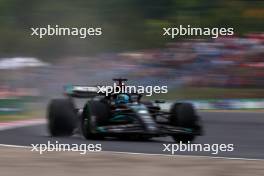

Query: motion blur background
<box><xmin>0</xmin><ymin>0</ymin><xmax>263</xmax><ymax>118</ymax></box>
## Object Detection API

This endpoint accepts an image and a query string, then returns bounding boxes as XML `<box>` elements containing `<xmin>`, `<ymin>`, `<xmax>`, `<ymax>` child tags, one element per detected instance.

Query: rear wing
<box><xmin>64</xmin><ymin>85</ymin><xmax>101</xmax><ymax>98</ymax></box>
<box><xmin>64</xmin><ymin>82</ymin><xmax>144</xmax><ymax>98</ymax></box>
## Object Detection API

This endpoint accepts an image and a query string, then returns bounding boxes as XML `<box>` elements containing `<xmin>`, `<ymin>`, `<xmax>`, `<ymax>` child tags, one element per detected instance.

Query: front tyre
<box><xmin>170</xmin><ymin>103</ymin><xmax>199</xmax><ymax>143</ymax></box>
<box><xmin>47</xmin><ymin>99</ymin><xmax>77</xmax><ymax>136</ymax></box>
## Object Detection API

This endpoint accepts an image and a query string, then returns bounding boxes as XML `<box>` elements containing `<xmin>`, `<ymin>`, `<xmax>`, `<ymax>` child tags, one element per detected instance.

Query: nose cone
<box><xmin>131</xmin><ymin>104</ymin><xmax>158</xmax><ymax>132</ymax></box>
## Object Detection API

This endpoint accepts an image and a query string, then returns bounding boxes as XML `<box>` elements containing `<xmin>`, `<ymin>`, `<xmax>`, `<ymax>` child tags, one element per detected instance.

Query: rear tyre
<box><xmin>82</xmin><ymin>101</ymin><xmax>110</xmax><ymax>140</ymax></box>
<box><xmin>170</xmin><ymin>103</ymin><xmax>199</xmax><ymax>143</ymax></box>
<box><xmin>47</xmin><ymin>99</ymin><xmax>77</xmax><ymax>136</ymax></box>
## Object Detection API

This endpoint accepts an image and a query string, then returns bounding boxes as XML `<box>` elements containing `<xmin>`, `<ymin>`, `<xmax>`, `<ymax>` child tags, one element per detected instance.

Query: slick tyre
<box><xmin>170</xmin><ymin>103</ymin><xmax>198</xmax><ymax>143</ymax></box>
<box><xmin>47</xmin><ymin>99</ymin><xmax>77</xmax><ymax>136</ymax></box>
<box><xmin>82</xmin><ymin>101</ymin><xmax>110</xmax><ymax>140</ymax></box>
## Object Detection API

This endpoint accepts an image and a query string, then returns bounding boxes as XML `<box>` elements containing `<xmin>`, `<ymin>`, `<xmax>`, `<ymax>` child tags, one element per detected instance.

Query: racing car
<box><xmin>47</xmin><ymin>78</ymin><xmax>203</xmax><ymax>142</ymax></box>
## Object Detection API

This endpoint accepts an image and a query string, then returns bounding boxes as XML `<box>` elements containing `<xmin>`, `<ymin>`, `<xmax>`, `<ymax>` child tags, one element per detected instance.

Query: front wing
<box><xmin>94</xmin><ymin>123</ymin><xmax>202</xmax><ymax>137</ymax></box>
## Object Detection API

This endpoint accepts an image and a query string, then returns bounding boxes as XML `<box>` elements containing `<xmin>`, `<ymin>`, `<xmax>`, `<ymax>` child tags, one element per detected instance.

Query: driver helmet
<box><xmin>115</xmin><ymin>94</ymin><xmax>130</xmax><ymax>105</ymax></box>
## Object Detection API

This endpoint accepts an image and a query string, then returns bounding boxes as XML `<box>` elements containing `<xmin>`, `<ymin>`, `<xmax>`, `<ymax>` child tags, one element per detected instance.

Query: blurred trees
<box><xmin>0</xmin><ymin>0</ymin><xmax>263</xmax><ymax>59</ymax></box>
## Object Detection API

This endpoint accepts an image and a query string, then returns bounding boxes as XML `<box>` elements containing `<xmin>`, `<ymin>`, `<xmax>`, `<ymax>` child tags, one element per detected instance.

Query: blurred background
<box><xmin>0</xmin><ymin>0</ymin><xmax>263</xmax><ymax>119</ymax></box>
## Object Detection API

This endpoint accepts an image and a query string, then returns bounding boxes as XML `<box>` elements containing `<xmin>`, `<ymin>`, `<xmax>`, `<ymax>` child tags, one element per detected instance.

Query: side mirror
<box><xmin>155</xmin><ymin>99</ymin><xmax>165</xmax><ymax>104</ymax></box>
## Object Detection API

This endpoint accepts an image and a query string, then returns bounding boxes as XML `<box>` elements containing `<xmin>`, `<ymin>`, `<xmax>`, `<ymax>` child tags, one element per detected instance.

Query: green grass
<box><xmin>0</xmin><ymin>111</ymin><xmax>43</xmax><ymax>122</ymax></box>
<box><xmin>0</xmin><ymin>115</ymin><xmax>34</xmax><ymax>122</ymax></box>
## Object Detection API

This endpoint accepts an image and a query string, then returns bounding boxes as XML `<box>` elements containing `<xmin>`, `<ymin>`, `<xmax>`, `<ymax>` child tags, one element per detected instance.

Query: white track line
<box><xmin>101</xmin><ymin>151</ymin><xmax>264</xmax><ymax>161</ymax></box>
<box><xmin>0</xmin><ymin>143</ymin><xmax>263</xmax><ymax>161</ymax></box>
<box><xmin>0</xmin><ymin>144</ymin><xmax>30</xmax><ymax>149</ymax></box>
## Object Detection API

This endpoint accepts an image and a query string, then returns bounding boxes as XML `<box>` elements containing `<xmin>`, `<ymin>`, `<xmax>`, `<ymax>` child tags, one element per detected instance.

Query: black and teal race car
<box><xmin>47</xmin><ymin>79</ymin><xmax>203</xmax><ymax>142</ymax></box>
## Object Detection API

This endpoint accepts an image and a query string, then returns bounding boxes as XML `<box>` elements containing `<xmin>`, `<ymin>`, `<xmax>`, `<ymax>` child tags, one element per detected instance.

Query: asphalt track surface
<box><xmin>0</xmin><ymin>111</ymin><xmax>264</xmax><ymax>159</ymax></box>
